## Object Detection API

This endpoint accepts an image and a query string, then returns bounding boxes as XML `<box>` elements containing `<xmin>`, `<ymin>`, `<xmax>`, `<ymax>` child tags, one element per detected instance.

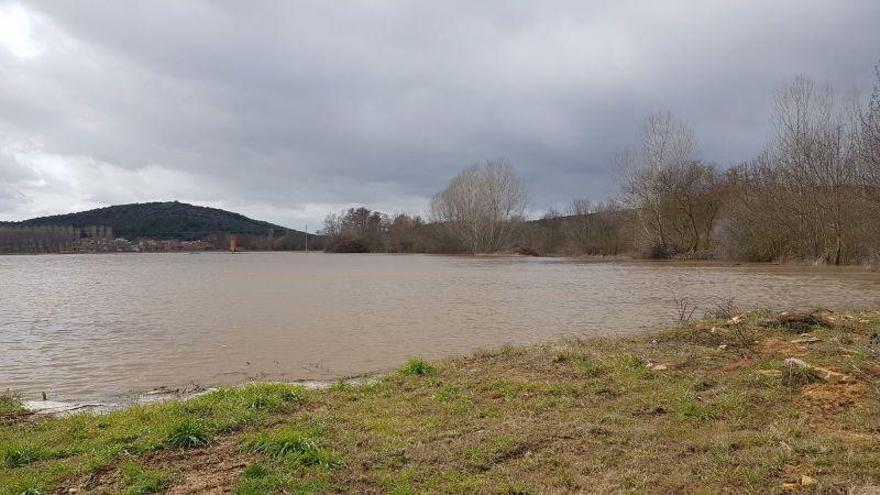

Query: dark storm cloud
<box><xmin>0</xmin><ymin>1</ymin><xmax>878</xmax><ymax>226</ymax></box>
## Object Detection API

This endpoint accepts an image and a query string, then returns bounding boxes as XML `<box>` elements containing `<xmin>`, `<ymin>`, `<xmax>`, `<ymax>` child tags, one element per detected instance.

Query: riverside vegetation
<box><xmin>2</xmin><ymin>309</ymin><xmax>878</xmax><ymax>494</ymax></box>
<box><xmin>323</xmin><ymin>65</ymin><xmax>880</xmax><ymax>265</ymax></box>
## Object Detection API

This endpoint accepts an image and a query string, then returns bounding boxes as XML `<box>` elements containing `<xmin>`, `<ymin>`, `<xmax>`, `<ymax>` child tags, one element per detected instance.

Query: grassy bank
<box><xmin>2</xmin><ymin>311</ymin><xmax>879</xmax><ymax>494</ymax></box>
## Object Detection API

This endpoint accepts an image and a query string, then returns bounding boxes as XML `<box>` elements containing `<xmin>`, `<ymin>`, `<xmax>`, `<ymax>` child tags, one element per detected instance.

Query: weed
<box><xmin>248</xmin><ymin>429</ymin><xmax>317</xmax><ymax>458</ymax></box>
<box><xmin>121</xmin><ymin>462</ymin><xmax>170</xmax><ymax>495</ymax></box>
<box><xmin>672</xmin><ymin>390</ymin><xmax>718</xmax><ymax>421</ymax></box>
<box><xmin>782</xmin><ymin>362</ymin><xmax>821</xmax><ymax>388</ymax></box>
<box><xmin>166</xmin><ymin>419</ymin><xmax>210</xmax><ymax>449</ymax></box>
<box><xmin>399</xmin><ymin>358</ymin><xmax>436</xmax><ymax>376</ymax></box>
<box><xmin>3</xmin><ymin>446</ymin><xmax>43</xmax><ymax>468</ymax></box>
<box><xmin>0</xmin><ymin>395</ymin><xmax>27</xmax><ymax>420</ymax></box>
<box><xmin>704</xmin><ymin>296</ymin><xmax>742</xmax><ymax>320</ymax></box>
<box><xmin>329</xmin><ymin>379</ymin><xmax>350</xmax><ymax>392</ymax></box>
<box><xmin>573</xmin><ymin>355</ymin><xmax>608</xmax><ymax>377</ymax></box>
<box><xmin>671</xmin><ymin>290</ymin><xmax>697</xmax><ymax>323</ymax></box>
<box><xmin>435</xmin><ymin>385</ymin><xmax>458</xmax><ymax>402</ymax></box>
<box><xmin>729</xmin><ymin>321</ymin><xmax>758</xmax><ymax>348</ymax></box>
<box><xmin>246</xmin><ymin>428</ymin><xmax>340</xmax><ymax>468</ymax></box>
<box><xmin>242</xmin><ymin>462</ymin><xmax>270</xmax><ymax>479</ymax></box>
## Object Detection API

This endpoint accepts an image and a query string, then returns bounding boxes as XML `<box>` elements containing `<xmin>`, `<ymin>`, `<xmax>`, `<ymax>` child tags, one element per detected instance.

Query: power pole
<box><xmin>305</xmin><ymin>224</ymin><xmax>309</xmax><ymax>253</ymax></box>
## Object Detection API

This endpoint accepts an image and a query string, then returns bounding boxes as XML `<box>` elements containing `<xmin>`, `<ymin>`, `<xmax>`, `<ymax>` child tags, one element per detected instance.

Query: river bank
<box><xmin>2</xmin><ymin>309</ymin><xmax>879</xmax><ymax>494</ymax></box>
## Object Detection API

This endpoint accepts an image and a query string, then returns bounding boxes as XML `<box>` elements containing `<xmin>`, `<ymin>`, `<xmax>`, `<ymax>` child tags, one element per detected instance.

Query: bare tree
<box><xmin>563</xmin><ymin>198</ymin><xmax>633</xmax><ymax>255</ymax></box>
<box><xmin>430</xmin><ymin>159</ymin><xmax>527</xmax><ymax>254</ymax></box>
<box><xmin>621</xmin><ymin>112</ymin><xmax>722</xmax><ymax>257</ymax></box>
<box><xmin>860</xmin><ymin>63</ymin><xmax>880</xmax><ymax>200</ymax></box>
<box><xmin>722</xmin><ymin>75</ymin><xmax>865</xmax><ymax>264</ymax></box>
<box><xmin>773</xmin><ymin>75</ymin><xmax>859</xmax><ymax>264</ymax></box>
<box><xmin>322</xmin><ymin>207</ymin><xmax>390</xmax><ymax>252</ymax></box>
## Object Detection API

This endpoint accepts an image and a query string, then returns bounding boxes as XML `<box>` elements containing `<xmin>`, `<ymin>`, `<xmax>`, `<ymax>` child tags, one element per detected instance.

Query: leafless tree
<box><xmin>564</xmin><ymin>198</ymin><xmax>633</xmax><ymax>255</ymax></box>
<box><xmin>860</xmin><ymin>63</ymin><xmax>880</xmax><ymax>201</ymax></box>
<box><xmin>722</xmin><ymin>75</ymin><xmax>865</xmax><ymax>264</ymax></box>
<box><xmin>430</xmin><ymin>159</ymin><xmax>527</xmax><ymax>254</ymax></box>
<box><xmin>621</xmin><ymin>112</ymin><xmax>722</xmax><ymax>257</ymax></box>
<box><xmin>322</xmin><ymin>207</ymin><xmax>390</xmax><ymax>252</ymax></box>
<box><xmin>771</xmin><ymin>75</ymin><xmax>858</xmax><ymax>264</ymax></box>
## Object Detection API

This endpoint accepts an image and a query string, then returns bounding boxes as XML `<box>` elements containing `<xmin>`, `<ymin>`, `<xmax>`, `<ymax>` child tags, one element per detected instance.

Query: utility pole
<box><xmin>305</xmin><ymin>224</ymin><xmax>309</xmax><ymax>253</ymax></box>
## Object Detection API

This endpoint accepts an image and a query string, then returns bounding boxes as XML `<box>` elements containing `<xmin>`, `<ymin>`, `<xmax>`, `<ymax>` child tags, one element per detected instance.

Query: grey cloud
<box><xmin>1</xmin><ymin>0</ymin><xmax>878</xmax><ymax>227</ymax></box>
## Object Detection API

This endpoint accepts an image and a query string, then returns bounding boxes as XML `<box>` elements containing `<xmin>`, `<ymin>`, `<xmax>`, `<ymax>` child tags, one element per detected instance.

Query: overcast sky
<box><xmin>1</xmin><ymin>1</ymin><xmax>878</xmax><ymax>229</ymax></box>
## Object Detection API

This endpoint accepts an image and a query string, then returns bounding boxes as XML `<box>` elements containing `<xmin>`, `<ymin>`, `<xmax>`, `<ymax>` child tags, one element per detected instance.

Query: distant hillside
<box><xmin>3</xmin><ymin>201</ymin><xmax>302</xmax><ymax>240</ymax></box>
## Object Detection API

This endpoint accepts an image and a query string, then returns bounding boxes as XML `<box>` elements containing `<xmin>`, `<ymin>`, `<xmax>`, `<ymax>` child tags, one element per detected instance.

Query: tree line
<box><xmin>0</xmin><ymin>225</ymin><xmax>113</xmax><ymax>254</ymax></box>
<box><xmin>323</xmin><ymin>65</ymin><xmax>880</xmax><ymax>264</ymax></box>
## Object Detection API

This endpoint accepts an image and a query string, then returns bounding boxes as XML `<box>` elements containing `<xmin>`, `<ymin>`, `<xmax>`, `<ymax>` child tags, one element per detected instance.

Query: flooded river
<box><xmin>2</xmin><ymin>253</ymin><xmax>879</xmax><ymax>402</ymax></box>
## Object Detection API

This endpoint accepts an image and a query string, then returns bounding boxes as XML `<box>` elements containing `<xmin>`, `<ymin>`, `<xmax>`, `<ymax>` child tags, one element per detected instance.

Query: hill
<box><xmin>2</xmin><ymin>201</ymin><xmax>301</xmax><ymax>241</ymax></box>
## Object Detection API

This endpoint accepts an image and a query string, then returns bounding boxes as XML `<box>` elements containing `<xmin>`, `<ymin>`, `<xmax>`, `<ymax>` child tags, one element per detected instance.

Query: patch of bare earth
<box><xmin>60</xmin><ymin>438</ymin><xmax>253</xmax><ymax>494</ymax></box>
<box><xmin>159</xmin><ymin>439</ymin><xmax>254</xmax><ymax>495</ymax></box>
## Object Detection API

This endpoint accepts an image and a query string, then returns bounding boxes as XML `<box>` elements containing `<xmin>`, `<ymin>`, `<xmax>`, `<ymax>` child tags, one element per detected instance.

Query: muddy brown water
<box><xmin>2</xmin><ymin>253</ymin><xmax>879</xmax><ymax>402</ymax></box>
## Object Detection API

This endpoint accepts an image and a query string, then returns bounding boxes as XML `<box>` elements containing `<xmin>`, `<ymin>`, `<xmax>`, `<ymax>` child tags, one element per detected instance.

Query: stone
<box><xmin>782</xmin><ymin>358</ymin><xmax>852</xmax><ymax>384</ymax></box>
<box><xmin>717</xmin><ymin>344</ymin><xmax>728</xmax><ymax>350</ymax></box>
<box><xmin>801</xmin><ymin>475</ymin><xmax>817</xmax><ymax>486</ymax></box>
<box><xmin>783</xmin><ymin>357</ymin><xmax>809</xmax><ymax>369</ymax></box>
<box><xmin>814</xmin><ymin>367</ymin><xmax>851</xmax><ymax>384</ymax></box>
<box><xmin>791</xmin><ymin>336</ymin><xmax>822</xmax><ymax>344</ymax></box>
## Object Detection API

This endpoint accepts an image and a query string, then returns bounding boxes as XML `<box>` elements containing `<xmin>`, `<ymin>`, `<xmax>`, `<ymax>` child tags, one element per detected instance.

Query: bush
<box><xmin>330</xmin><ymin>239</ymin><xmax>371</xmax><ymax>253</ymax></box>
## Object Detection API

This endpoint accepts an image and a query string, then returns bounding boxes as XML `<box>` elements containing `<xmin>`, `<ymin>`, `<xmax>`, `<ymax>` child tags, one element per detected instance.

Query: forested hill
<box><xmin>2</xmin><ymin>201</ymin><xmax>299</xmax><ymax>240</ymax></box>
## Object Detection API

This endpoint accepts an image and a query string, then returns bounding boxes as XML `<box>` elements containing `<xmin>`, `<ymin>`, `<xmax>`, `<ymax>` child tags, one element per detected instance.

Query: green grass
<box><xmin>165</xmin><ymin>418</ymin><xmax>211</xmax><ymax>448</ymax></box>
<box><xmin>0</xmin><ymin>383</ymin><xmax>305</xmax><ymax>495</ymax></box>
<box><xmin>121</xmin><ymin>462</ymin><xmax>171</xmax><ymax>495</ymax></box>
<box><xmin>0</xmin><ymin>395</ymin><xmax>27</xmax><ymax>420</ymax></box>
<box><xmin>2</xmin><ymin>310</ymin><xmax>880</xmax><ymax>493</ymax></box>
<box><xmin>398</xmin><ymin>358</ymin><xmax>437</xmax><ymax>376</ymax></box>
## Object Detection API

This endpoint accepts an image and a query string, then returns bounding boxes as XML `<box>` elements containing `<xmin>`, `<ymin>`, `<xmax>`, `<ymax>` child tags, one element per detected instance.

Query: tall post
<box><xmin>305</xmin><ymin>224</ymin><xmax>309</xmax><ymax>253</ymax></box>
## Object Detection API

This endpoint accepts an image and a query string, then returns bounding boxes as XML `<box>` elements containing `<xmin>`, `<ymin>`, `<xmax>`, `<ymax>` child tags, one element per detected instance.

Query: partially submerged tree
<box><xmin>430</xmin><ymin>159</ymin><xmax>527</xmax><ymax>254</ymax></box>
<box><xmin>621</xmin><ymin>112</ymin><xmax>723</xmax><ymax>257</ymax></box>
<box><xmin>564</xmin><ymin>199</ymin><xmax>634</xmax><ymax>255</ymax></box>
<box><xmin>860</xmin><ymin>63</ymin><xmax>880</xmax><ymax>201</ymax></box>
<box><xmin>322</xmin><ymin>207</ymin><xmax>389</xmax><ymax>252</ymax></box>
<box><xmin>724</xmin><ymin>76</ymin><xmax>861</xmax><ymax>264</ymax></box>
